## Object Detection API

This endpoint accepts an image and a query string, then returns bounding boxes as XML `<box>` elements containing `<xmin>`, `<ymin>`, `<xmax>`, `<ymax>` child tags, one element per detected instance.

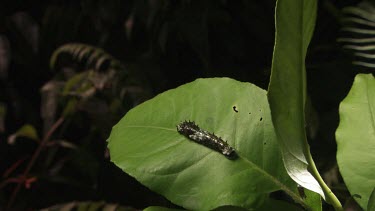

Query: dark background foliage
<box><xmin>0</xmin><ymin>0</ymin><xmax>368</xmax><ymax>210</ymax></box>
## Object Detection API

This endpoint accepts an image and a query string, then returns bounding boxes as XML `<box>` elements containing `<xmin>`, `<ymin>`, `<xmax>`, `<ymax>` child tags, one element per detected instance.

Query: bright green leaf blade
<box><xmin>336</xmin><ymin>74</ymin><xmax>375</xmax><ymax>209</ymax></box>
<box><xmin>108</xmin><ymin>78</ymin><xmax>307</xmax><ymax>210</ymax></box>
<box><xmin>267</xmin><ymin>0</ymin><xmax>324</xmax><ymax>197</ymax></box>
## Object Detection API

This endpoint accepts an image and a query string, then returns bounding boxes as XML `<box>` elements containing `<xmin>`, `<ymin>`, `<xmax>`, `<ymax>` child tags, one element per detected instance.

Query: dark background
<box><xmin>0</xmin><ymin>0</ymin><xmax>368</xmax><ymax>210</ymax></box>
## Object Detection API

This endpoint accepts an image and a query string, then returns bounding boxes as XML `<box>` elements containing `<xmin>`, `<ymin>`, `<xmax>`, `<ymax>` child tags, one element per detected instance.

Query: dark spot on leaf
<box><xmin>353</xmin><ymin>194</ymin><xmax>362</xmax><ymax>199</ymax></box>
<box><xmin>249</xmin><ymin>112</ymin><xmax>251</xmax><ymax>114</ymax></box>
<box><xmin>232</xmin><ymin>106</ymin><xmax>238</xmax><ymax>113</ymax></box>
<box><xmin>260</xmin><ymin>117</ymin><xmax>263</xmax><ymax>121</ymax></box>
<box><xmin>270</xmin><ymin>190</ymin><xmax>292</xmax><ymax>201</ymax></box>
<box><xmin>297</xmin><ymin>185</ymin><xmax>306</xmax><ymax>199</ymax></box>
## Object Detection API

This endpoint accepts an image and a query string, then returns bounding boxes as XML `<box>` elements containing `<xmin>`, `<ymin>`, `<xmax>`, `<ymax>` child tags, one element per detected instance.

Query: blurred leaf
<box><xmin>50</xmin><ymin>43</ymin><xmax>125</xmax><ymax>72</ymax></box>
<box><xmin>0</xmin><ymin>102</ymin><xmax>6</xmax><ymax>133</ymax></box>
<box><xmin>267</xmin><ymin>0</ymin><xmax>324</xmax><ymax>198</ymax></box>
<box><xmin>6</xmin><ymin>12</ymin><xmax>39</xmax><ymax>68</ymax></box>
<box><xmin>143</xmin><ymin>205</ymin><xmax>291</xmax><ymax>211</ymax></box>
<box><xmin>336</xmin><ymin>74</ymin><xmax>375</xmax><ymax>209</ymax></box>
<box><xmin>256</xmin><ymin>198</ymin><xmax>302</xmax><ymax>211</ymax></box>
<box><xmin>40</xmin><ymin>201</ymin><xmax>136</xmax><ymax>211</ymax></box>
<box><xmin>143</xmin><ymin>207</ymin><xmax>183</xmax><ymax>211</ymax></box>
<box><xmin>62</xmin><ymin>98</ymin><xmax>78</xmax><ymax>117</ymax></box>
<box><xmin>61</xmin><ymin>70</ymin><xmax>117</xmax><ymax>116</ymax></box>
<box><xmin>63</xmin><ymin>72</ymin><xmax>94</xmax><ymax>97</ymax></box>
<box><xmin>40</xmin><ymin>4</ymin><xmax>83</xmax><ymax>57</ymax></box>
<box><xmin>0</xmin><ymin>35</ymin><xmax>11</xmax><ymax>79</ymax></box>
<box><xmin>368</xmin><ymin>187</ymin><xmax>375</xmax><ymax>211</ymax></box>
<box><xmin>338</xmin><ymin>1</ymin><xmax>375</xmax><ymax>69</ymax></box>
<box><xmin>88</xmin><ymin>69</ymin><xmax>116</xmax><ymax>90</ymax></box>
<box><xmin>108</xmin><ymin>78</ymin><xmax>310</xmax><ymax>210</ymax></box>
<box><xmin>8</xmin><ymin>124</ymin><xmax>39</xmax><ymax>144</ymax></box>
<box><xmin>10</xmin><ymin>12</ymin><xmax>39</xmax><ymax>53</ymax></box>
<box><xmin>40</xmin><ymin>80</ymin><xmax>64</xmax><ymax>134</ymax></box>
<box><xmin>53</xmin><ymin>140</ymin><xmax>78</xmax><ymax>149</ymax></box>
<box><xmin>175</xmin><ymin>2</ymin><xmax>210</xmax><ymax>67</ymax></box>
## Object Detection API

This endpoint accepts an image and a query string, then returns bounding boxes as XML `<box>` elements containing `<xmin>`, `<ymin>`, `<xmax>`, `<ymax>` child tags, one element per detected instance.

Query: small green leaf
<box><xmin>8</xmin><ymin>124</ymin><xmax>39</xmax><ymax>144</ymax></box>
<box><xmin>108</xmin><ymin>78</ymin><xmax>308</xmax><ymax>210</ymax></box>
<box><xmin>336</xmin><ymin>73</ymin><xmax>375</xmax><ymax>209</ymax></box>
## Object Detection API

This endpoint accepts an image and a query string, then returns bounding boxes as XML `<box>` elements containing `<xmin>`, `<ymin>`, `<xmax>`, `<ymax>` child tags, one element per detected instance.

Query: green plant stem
<box><xmin>305</xmin><ymin>146</ymin><xmax>343</xmax><ymax>211</ymax></box>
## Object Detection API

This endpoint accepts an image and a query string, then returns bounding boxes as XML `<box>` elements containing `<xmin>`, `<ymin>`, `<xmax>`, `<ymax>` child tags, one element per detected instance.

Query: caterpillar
<box><xmin>176</xmin><ymin>121</ymin><xmax>237</xmax><ymax>160</ymax></box>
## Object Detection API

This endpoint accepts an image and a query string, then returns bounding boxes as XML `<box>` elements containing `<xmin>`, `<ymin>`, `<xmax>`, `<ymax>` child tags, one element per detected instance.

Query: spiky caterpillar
<box><xmin>176</xmin><ymin>121</ymin><xmax>237</xmax><ymax>160</ymax></box>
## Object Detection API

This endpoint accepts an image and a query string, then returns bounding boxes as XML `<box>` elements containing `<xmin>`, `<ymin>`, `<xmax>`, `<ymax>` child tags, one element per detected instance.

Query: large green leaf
<box><xmin>336</xmin><ymin>74</ymin><xmax>375</xmax><ymax>209</ymax></box>
<box><xmin>267</xmin><ymin>0</ymin><xmax>324</xmax><ymax>197</ymax></box>
<box><xmin>108</xmin><ymin>78</ymin><xmax>308</xmax><ymax>210</ymax></box>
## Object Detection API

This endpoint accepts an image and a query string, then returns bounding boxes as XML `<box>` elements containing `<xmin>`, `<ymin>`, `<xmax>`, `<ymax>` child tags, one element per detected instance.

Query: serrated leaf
<box><xmin>267</xmin><ymin>0</ymin><xmax>324</xmax><ymax>198</ymax></box>
<box><xmin>336</xmin><ymin>74</ymin><xmax>375</xmax><ymax>209</ymax></box>
<box><xmin>108</xmin><ymin>78</ymin><xmax>309</xmax><ymax>210</ymax></box>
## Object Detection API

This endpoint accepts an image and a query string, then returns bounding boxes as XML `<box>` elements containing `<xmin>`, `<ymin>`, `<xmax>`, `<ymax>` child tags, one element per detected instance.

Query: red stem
<box><xmin>2</xmin><ymin>157</ymin><xmax>28</xmax><ymax>178</ymax></box>
<box><xmin>6</xmin><ymin>117</ymin><xmax>64</xmax><ymax>210</ymax></box>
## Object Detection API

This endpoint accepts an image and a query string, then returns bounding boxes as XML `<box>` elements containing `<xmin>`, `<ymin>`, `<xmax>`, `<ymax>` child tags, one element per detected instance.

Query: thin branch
<box><xmin>6</xmin><ymin>117</ymin><xmax>64</xmax><ymax>210</ymax></box>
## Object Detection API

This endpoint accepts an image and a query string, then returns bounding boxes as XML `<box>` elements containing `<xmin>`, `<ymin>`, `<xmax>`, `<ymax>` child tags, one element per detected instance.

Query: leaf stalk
<box><xmin>305</xmin><ymin>146</ymin><xmax>343</xmax><ymax>211</ymax></box>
